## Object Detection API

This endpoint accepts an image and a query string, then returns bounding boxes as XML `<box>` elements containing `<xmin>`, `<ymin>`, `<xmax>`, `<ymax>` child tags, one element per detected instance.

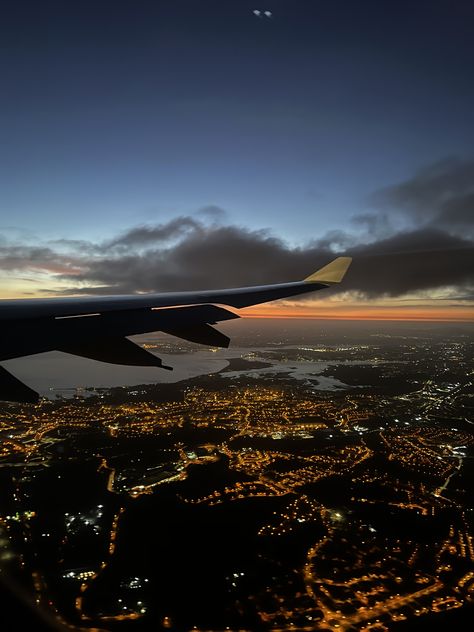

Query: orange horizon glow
<box><xmin>242</xmin><ymin>305</ymin><xmax>474</xmax><ymax>323</ymax></box>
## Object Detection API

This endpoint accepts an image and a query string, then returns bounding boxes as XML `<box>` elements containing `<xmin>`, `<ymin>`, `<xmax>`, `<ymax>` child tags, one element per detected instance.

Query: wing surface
<box><xmin>0</xmin><ymin>257</ymin><xmax>352</xmax><ymax>320</ymax></box>
<box><xmin>0</xmin><ymin>257</ymin><xmax>351</xmax><ymax>403</ymax></box>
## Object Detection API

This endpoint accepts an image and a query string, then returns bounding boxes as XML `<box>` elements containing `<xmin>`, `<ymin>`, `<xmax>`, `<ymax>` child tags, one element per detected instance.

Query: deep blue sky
<box><xmin>1</xmin><ymin>0</ymin><xmax>474</xmax><ymax>244</ymax></box>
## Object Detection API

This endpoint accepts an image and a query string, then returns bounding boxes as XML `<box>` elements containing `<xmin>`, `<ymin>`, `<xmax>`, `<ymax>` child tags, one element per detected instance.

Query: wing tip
<box><xmin>304</xmin><ymin>257</ymin><xmax>352</xmax><ymax>284</ymax></box>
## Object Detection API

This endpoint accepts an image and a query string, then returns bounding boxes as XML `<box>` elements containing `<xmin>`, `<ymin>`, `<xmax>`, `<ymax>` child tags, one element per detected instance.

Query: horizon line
<box><xmin>240</xmin><ymin>313</ymin><xmax>474</xmax><ymax>323</ymax></box>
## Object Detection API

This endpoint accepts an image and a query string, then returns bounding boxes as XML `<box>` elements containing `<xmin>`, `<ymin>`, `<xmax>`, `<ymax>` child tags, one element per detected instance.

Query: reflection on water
<box><xmin>3</xmin><ymin>347</ymin><xmax>361</xmax><ymax>397</ymax></box>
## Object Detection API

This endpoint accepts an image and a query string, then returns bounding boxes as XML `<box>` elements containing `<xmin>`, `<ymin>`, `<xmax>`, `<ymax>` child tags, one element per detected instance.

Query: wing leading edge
<box><xmin>0</xmin><ymin>257</ymin><xmax>351</xmax><ymax>403</ymax></box>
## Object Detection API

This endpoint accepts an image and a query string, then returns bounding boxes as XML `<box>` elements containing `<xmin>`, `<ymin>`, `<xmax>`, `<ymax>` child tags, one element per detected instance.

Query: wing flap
<box><xmin>0</xmin><ymin>366</ymin><xmax>40</xmax><ymax>404</ymax></box>
<box><xmin>161</xmin><ymin>323</ymin><xmax>230</xmax><ymax>348</ymax></box>
<box><xmin>57</xmin><ymin>337</ymin><xmax>173</xmax><ymax>370</ymax></box>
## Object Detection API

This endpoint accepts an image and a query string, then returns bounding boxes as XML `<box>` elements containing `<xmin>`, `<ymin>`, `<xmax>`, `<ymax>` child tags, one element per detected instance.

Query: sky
<box><xmin>0</xmin><ymin>0</ymin><xmax>473</xmax><ymax>320</ymax></box>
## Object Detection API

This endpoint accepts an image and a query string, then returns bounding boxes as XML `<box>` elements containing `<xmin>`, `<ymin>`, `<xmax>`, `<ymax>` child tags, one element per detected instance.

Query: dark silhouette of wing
<box><xmin>0</xmin><ymin>258</ymin><xmax>351</xmax><ymax>402</ymax></box>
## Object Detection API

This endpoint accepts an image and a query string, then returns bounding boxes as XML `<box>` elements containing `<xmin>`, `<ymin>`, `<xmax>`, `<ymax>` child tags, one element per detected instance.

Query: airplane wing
<box><xmin>0</xmin><ymin>257</ymin><xmax>351</xmax><ymax>403</ymax></box>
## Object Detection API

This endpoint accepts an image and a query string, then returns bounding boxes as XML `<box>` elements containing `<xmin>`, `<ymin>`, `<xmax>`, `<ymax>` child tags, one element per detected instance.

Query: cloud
<box><xmin>310</xmin><ymin>229</ymin><xmax>356</xmax><ymax>251</ymax></box>
<box><xmin>437</xmin><ymin>192</ymin><xmax>474</xmax><ymax>229</ymax></box>
<box><xmin>0</xmin><ymin>244</ymin><xmax>83</xmax><ymax>275</ymax></box>
<box><xmin>195</xmin><ymin>204</ymin><xmax>228</xmax><ymax>223</ymax></box>
<box><xmin>350</xmin><ymin>213</ymin><xmax>393</xmax><ymax>240</ymax></box>
<box><xmin>105</xmin><ymin>217</ymin><xmax>201</xmax><ymax>250</ymax></box>
<box><xmin>370</xmin><ymin>157</ymin><xmax>474</xmax><ymax>235</ymax></box>
<box><xmin>345</xmin><ymin>228</ymin><xmax>474</xmax><ymax>297</ymax></box>
<box><xmin>75</xmin><ymin>226</ymin><xmax>473</xmax><ymax>297</ymax></box>
<box><xmin>55</xmin><ymin>223</ymin><xmax>303</xmax><ymax>293</ymax></box>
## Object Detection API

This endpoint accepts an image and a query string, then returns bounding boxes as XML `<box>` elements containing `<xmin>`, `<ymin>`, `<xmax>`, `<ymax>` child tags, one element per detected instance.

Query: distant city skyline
<box><xmin>1</xmin><ymin>1</ymin><xmax>473</xmax><ymax>320</ymax></box>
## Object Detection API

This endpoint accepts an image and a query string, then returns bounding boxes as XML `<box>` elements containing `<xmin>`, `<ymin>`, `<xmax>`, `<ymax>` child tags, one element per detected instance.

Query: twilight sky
<box><xmin>1</xmin><ymin>0</ymin><xmax>473</xmax><ymax>320</ymax></box>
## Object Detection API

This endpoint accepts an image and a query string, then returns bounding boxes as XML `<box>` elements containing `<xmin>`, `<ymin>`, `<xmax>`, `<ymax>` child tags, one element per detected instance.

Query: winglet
<box><xmin>304</xmin><ymin>257</ymin><xmax>352</xmax><ymax>284</ymax></box>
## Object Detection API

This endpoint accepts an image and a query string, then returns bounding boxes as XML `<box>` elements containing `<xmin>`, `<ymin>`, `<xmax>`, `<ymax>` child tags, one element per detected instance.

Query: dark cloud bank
<box><xmin>1</xmin><ymin>160</ymin><xmax>473</xmax><ymax>300</ymax></box>
<box><xmin>370</xmin><ymin>158</ymin><xmax>474</xmax><ymax>233</ymax></box>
